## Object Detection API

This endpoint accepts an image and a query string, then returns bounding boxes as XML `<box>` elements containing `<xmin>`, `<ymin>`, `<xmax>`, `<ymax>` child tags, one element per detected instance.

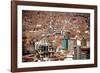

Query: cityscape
<box><xmin>22</xmin><ymin>10</ymin><xmax>90</xmax><ymax>62</ymax></box>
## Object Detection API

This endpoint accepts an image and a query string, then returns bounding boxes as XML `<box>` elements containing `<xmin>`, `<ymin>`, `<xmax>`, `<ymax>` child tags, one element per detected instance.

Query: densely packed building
<box><xmin>22</xmin><ymin>10</ymin><xmax>90</xmax><ymax>62</ymax></box>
